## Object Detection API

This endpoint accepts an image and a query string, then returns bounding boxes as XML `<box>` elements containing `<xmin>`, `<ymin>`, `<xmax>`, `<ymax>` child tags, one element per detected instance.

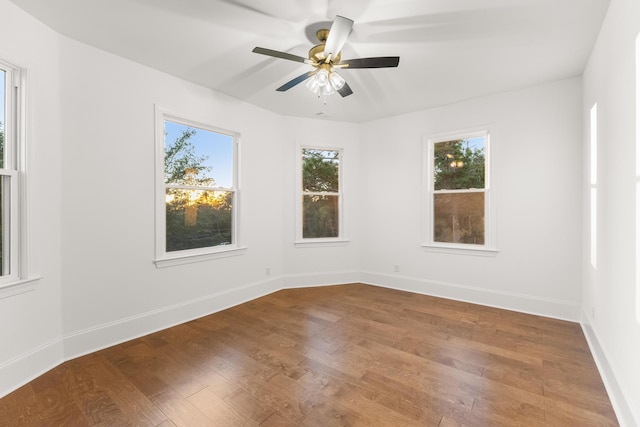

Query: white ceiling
<box><xmin>9</xmin><ymin>0</ymin><xmax>609</xmax><ymax>122</ymax></box>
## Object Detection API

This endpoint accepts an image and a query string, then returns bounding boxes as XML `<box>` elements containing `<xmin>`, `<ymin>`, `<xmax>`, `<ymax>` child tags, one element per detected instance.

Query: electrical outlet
<box><xmin>394</xmin><ymin>265</ymin><xmax>400</xmax><ymax>273</ymax></box>
<box><xmin>265</xmin><ymin>267</ymin><xmax>271</xmax><ymax>276</ymax></box>
<box><xmin>591</xmin><ymin>306</ymin><xmax>596</xmax><ymax>320</ymax></box>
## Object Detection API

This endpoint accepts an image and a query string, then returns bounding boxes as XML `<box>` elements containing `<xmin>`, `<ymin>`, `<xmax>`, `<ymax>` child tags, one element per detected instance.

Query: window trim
<box><xmin>422</xmin><ymin>129</ymin><xmax>497</xmax><ymax>255</ymax></box>
<box><xmin>0</xmin><ymin>59</ymin><xmax>31</xmax><ymax>289</ymax></box>
<box><xmin>295</xmin><ymin>144</ymin><xmax>348</xmax><ymax>245</ymax></box>
<box><xmin>153</xmin><ymin>106</ymin><xmax>245</xmax><ymax>268</ymax></box>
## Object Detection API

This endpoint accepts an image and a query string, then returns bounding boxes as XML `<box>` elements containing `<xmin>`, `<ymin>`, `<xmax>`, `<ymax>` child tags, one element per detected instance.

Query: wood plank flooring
<box><xmin>0</xmin><ymin>283</ymin><xmax>618</xmax><ymax>426</ymax></box>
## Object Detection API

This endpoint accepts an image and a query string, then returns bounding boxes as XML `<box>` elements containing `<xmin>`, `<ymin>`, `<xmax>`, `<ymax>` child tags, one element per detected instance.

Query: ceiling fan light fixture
<box><xmin>321</xmin><ymin>83</ymin><xmax>336</xmax><ymax>96</ymax></box>
<box><xmin>306</xmin><ymin>75</ymin><xmax>321</xmax><ymax>93</ymax></box>
<box><xmin>316</xmin><ymin>68</ymin><xmax>329</xmax><ymax>86</ymax></box>
<box><xmin>252</xmin><ymin>15</ymin><xmax>400</xmax><ymax>101</ymax></box>
<box><xmin>329</xmin><ymin>71</ymin><xmax>345</xmax><ymax>90</ymax></box>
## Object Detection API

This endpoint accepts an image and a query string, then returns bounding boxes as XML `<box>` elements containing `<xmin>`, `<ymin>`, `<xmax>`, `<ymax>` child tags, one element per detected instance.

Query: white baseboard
<box><xmin>282</xmin><ymin>270</ymin><xmax>361</xmax><ymax>289</ymax></box>
<box><xmin>63</xmin><ymin>270</ymin><xmax>361</xmax><ymax>362</ymax></box>
<box><xmin>361</xmin><ymin>271</ymin><xmax>581</xmax><ymax>321</ymax></box>
<box><xmin>0</xmin><ymin>338</ymin><xmax>64</xmax><ymax>398</ymax></box>
<box><xmin>63</xmin><ymin>276</ymin><xmax>283</xmax><ymax>361</ymax></box>
<box><xmin>581</xmin><ymin>313</ymin><xmax>638</xmax><ymax>427</ymax></box>
<box><xmin>0</xmin><ymin>271</ymin><xmax>601</xmax><ymax>403</ymax></box>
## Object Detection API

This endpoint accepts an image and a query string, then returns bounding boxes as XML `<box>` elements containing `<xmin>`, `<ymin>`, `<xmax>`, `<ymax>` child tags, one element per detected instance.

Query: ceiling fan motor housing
<box><xmin>308</xmin><ymin>29</ymin><xmax>341</xmax><ymax>63</ymax></box>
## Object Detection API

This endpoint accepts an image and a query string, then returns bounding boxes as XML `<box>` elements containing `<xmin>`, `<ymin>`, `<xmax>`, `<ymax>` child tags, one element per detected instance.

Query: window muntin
<box><xmin>299</xmin><ymin>148</ymin><xmax>343</xmax><ymax>240</ymax></box>
<box><xmin>427</xmin><ymin>133</ymin><xmax>490</xmax><ymax>249</ymax></box>
<box><xmin>155</xmin><ymin>112</ymin><xmax>239</xmax><ymax>263</ymax></box>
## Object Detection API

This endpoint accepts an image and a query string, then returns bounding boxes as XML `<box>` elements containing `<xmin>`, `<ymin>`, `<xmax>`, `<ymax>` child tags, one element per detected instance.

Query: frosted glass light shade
<box><xmin>316</xmin><ymin>69</ymin><xmax>329</xmax><ymax>86</ymax></box>
<box><xmin>329</xmin><ymin>71</ymin><xmax>345</xmax><ymax>90</ymax></box>
<box><xmin>306</xmin><ymin>75</ymin><xmax>320</xmax><ymax>93</ymax></box>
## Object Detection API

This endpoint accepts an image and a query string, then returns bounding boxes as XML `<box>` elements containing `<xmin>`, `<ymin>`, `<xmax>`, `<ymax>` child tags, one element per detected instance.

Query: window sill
<box><xmin>294</xmin><ymin>239</ymin><xmax>350</xmax><ymax>248</ymax></box>
<box><xmin>421</xmin><ymin>244</ymin><xmax>498</xmax><ymax>257</ymax></box>
<box><xmin>0</xmin><ymin>275</ymin><xmax>43</xmax><ymax>299</ymax></box>
<box><xmin>154</xmin><ymin>246</ymin><xmax>247</xmax><ymax>268</ymax></box>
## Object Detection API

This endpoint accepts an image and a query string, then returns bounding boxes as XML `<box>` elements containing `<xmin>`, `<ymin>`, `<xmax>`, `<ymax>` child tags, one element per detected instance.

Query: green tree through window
<box><xmin>302</xmin><ymin>149</ymin><xmax>340</xmax><ymax>239</ymax></box>
<box><xmin>164</xmin><ymin>122</ymin><xmax>234</xmax><ymax>252</ymax></box>
<box><xmin>432</xmin><ymin>137</ymin><xmax>487</xmax><ymax>245</ymax></box>
<box><xmin>433</xmin><ymin>139</ymin><xmax>485</xmax><ymax>190</ymax></box>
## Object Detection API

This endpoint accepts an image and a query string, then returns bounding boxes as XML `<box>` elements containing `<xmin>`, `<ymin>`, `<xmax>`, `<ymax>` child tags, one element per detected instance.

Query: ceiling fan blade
<box><xmin>252</xmin><ymin>47</ymin><xmax>311</xmax><ymax>64</ymax></box>
<box><xmin>276</xmin><ymin>70</ymin><xmax>317</xmax><ymax>92</ymax></box>
<box><xmin>341</xmin><ymin>57</ymin><xmax>400</xmax><ymax>69</ymax></box>
<box><xmin>323</xmin><ymin>15</ymin><xmax>354</xmax><ymax>59</ymax></box>
<box><xmin>337</xmin><ymin>81</ymin><xmax>353</xmax><ymax>97</ymax></box>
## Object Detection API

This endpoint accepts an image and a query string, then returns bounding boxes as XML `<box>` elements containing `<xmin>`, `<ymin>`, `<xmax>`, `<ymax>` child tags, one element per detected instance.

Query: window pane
<box><xmin>166</xmin><ymin>188</ymin><xmax>232</xmax><ymax>252</ymax></box>
<box><xmin>302</xmin><ymin>149</ymin><xmax>339</xmax><ymax>192</ymax></box>
<box><xmin>164</xmin><ymin>121</ymin><xmax>234</xmax><ymax>187</ymax></box>
<box><xmin>434</xmin><ymin>192</ymin><xmax>484</xmax><ymax>244</ymax></box>
<box><xmin>0</xmin><ymin>175</ymin><xmax>10</xmax><ymax>276</ymax></box>
<box><xmin>303</xmin><ymin>194</ymin><xmax>339</xmax><ymax>238</ymax></box>
<box><xmin>0</xmin><ymin>71</ymin><xmax>6</xmax><ymax>274</ymax></box>
<box><xmin>0</xmin><ymin>68</ymin><xmax>5</xmax><ymax>168</ymax></box>
<box><xmin>433</xmin><ymin>137</ymin><xmax>485</xmax><ymax>190</ymax></box>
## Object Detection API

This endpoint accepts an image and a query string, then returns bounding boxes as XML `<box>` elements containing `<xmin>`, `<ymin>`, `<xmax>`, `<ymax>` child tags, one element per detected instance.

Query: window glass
<box><xmin>164</xmin><ymin>121</ymin><xmax>233</xmax><ymax>187</ymax></box>
<box><xmin>302</xmin><ymin>149</ymin><xmax>339</xmax><ymax>192</ymax></box>
<box><xmin>433</xmin><ymin>137</ymin><xmax>485</xmax><ymax>190</ymax></box>
<box><xmin>163</xmin><ymin>120</ymin><xmax>236</xmax><ymax>253</ymax></box>
<box><xmin>434</xmin><ymin>192</ymin><xmax>485</xmax><ymax>245</ymax></box>
<box><xmin>0</xmin><ymin>69</ymin><xmax>5</xmax><ymax>274</ymax></box>
<box><xmin>301</xmin><ymin>148</ymin><xmax>341</xmax><ymax>239</ymax></box>
<box><xmin>0</xmin><ymin>69</ymin><xmax>4</xmax><ymax>169</ymax></box>
<box><xmin>428</xmin><ymin>134</ymin><xmax>489</xmax><ymax>248</ymax></box>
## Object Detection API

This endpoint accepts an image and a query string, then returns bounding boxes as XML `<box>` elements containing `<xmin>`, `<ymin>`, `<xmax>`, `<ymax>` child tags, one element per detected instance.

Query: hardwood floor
<box><xmin>0</xmin><ymin>283</ymin><xmax>618</xmax><ymax>426</ymax></box>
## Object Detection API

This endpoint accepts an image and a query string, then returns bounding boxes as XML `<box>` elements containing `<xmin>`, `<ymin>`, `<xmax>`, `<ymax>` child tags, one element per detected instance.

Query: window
<box><xmin>0</xmin><ymin>59</ymin><xmax>25</xmax><ymax>287</ymax></box>
<box><xmin>636</xmin><ymin>32</ymin><xmax>640</xmax><ymax>323</ymax></box>
<box><xmin>590</xmin><ymin>103</ymin><xmax>598</xmax><ymax>270</ymax></box>
<box><xmin>297</xmin><ymin>147</ymin><xmax>345</xmax><ymax>243</ymax></box>
<box><xmin>424</xmin><ymin>132</ymin><xmax>494</xmax><ymax>253</ymax></box>
<box><xmin>154</xmin><ymin>110</ymin><xmax>242</xmax><ymax>267</ymax></box>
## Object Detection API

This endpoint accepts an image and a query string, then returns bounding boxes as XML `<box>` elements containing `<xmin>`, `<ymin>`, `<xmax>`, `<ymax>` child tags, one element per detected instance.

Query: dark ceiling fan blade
<box><xmin>276</xmin><ymin>70</ymin><xmax>317</xmax><ymax>92</ymax></box>
<box><xmin>252</xmin><ymin>47</ymin><xmax>311</xmax><ymax>64</ymax></box>
<box><xmin>323</xmin><ymin>15</ymin><xmax>354</xmax><ymax>59</ymax></box>
<box><xmin>337</xmin><ymin>81</ymin><xmax>353</xmax><ymax>97</ymax></box>
<box><xmin>341</xmin><ymin>56</ymin><xmax>400</xmax><ymax>69</ymax></box>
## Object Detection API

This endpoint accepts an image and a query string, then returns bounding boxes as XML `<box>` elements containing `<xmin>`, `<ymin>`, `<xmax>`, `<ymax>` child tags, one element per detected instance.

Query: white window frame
<box><xmin>154</xmin><ymin>107</ymin><xmax>245</xmax><ymax>268</ymax></box>
<box><xmin>422</xmin><ymin>129</ymin><xmax>497</xmax><ymax>256</ymax></box>
<box><xmin>0</xmin><ymin>58</ymin><xmax>34</xmax><ymax>293</ymax></box>
<box><xmin>295</xmin><ymin>144</ymin><xmax>348</xmax><ymax>247</ymax></box>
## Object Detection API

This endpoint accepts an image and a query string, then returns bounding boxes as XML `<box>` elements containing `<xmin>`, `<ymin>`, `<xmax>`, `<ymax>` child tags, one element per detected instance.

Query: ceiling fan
<box><xmin>252</xmin><ymin>15</ymin><xmax>400</xmax><ymax>98</ymax></box>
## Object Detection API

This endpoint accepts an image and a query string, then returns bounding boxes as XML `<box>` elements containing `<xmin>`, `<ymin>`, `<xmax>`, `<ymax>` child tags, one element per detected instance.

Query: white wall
<box><xmin>359</xmin><ymin>78</ymin><xmax>584</xmax><ymax>320</ymax></box>
<box><xmin>58</xmin><ymin>36</ymin><xmax>294</xmax><ymax>358</ymax></box>
<box><xmin>280</xmin><ymin>116</ymin><xmax>362</xmax><ymax>286</ymax></box>
<box><xmin>0</xmin><ymin>0</ymin><xmax>64</xmax><ymax>397</ymax></box>
<box><xmin>582</xmin><ymin>0</ymin><xmax>640</xmax><ymax>424</ymax></box>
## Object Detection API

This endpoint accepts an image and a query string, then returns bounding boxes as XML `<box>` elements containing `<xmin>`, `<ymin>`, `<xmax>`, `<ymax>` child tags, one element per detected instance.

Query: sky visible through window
<box><xmin>464</xmin><ymin>136</ymin><xmax>484</xmax><ymax>151</ymax></box>
<box><xmin>164</xmin><ymin>120</ymin><xmax>233</xmax><ymax>188</ymax></box>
